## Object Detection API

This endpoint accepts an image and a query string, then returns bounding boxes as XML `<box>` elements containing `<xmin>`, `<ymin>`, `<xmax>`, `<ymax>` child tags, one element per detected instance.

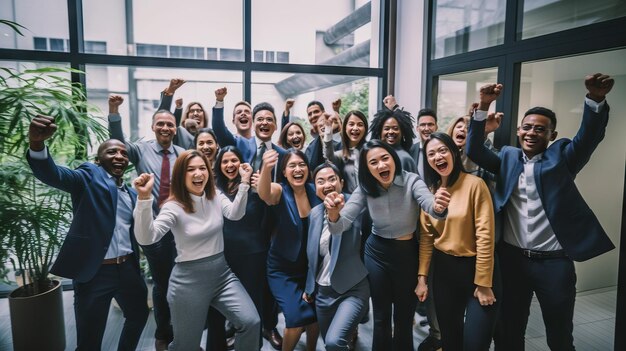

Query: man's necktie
<box><xmin>158</xmin><ymin>149</ymin><xmax>170</xmax><ymax>206</ymax></box>
<box><xmin>253</xmin><ymin>143</ymin><xmax>267</xmax><ymax>172</ymax></box>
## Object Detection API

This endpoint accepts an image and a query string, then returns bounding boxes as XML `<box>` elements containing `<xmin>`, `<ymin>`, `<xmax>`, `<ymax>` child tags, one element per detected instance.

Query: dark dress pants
<box><xmin>141</xmin><ymin>231</ymin><xmax>177</xmax><ymax>343</ymax></box>
<box><xmin>73</xmin><ymin>258</ymin><xmax>149</xmax><ymax>351</ymax></box>
<box><xmin>494</xmin><ymin>243</ymin><xmax>576</xmax><ymax>351</ymax></box>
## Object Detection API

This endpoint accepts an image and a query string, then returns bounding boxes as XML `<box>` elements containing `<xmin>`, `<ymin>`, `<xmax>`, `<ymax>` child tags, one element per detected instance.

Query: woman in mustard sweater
<box><xmin>415</xmin><ymin>132</ymin><xmax>499</xmax><ymax>351</ymax></box>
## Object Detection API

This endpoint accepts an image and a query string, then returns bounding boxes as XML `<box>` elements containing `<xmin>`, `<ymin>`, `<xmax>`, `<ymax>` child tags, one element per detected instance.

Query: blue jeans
<box><xmin>141</xmin><ymin>231</ymin><xmax>177</xmax><ymax>342</ymax></box>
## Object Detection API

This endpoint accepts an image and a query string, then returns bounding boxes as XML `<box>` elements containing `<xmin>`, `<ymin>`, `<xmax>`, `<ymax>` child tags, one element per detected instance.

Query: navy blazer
<box><xmin>466</xmin><ymin>102</ymin><xmax>614</xmax><ymax>261</ymax></box>
<box><xmin>305</xmin><ymin>136</ymin><xmax>341</xmax><ymax>171</ymax></box>
<box><xmin>270</xmin><ymin>183</ymin><xmax>321</xmax><ymax>262</ymax></box>
<box><xmin>305</xmin><ymin>196</ymin><xmax>368</xmax><ymax>295</ymax></box>
<box><xmin>27</xmin><ymin>152</ymin><xmax>140</xmax><ymax>282</ymax></box>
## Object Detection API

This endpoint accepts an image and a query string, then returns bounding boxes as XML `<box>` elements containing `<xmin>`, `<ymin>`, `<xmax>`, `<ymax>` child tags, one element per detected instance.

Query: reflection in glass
<box><xmin>436</xmin><ymin>68</ymin><xmax>498</xmax><ymax>130</ymax></box>
<box><xmin>432</xmin><ymin>0</ymin><xmax>506</xmax><ymax>59</ymax></box>
<box><xmin>519</xmin><ymin>0</ymin><xmax>626</xmax><ymax>39</ymax></box>
<box><xmin>252</xmin><ymin>72</ymin><xmax>379</xmax><ymax>139</ymax></box>
<box><xmin>252</xmin><ymin>0</ymin><xmax>381</xmax><ymax>67</ymax></box>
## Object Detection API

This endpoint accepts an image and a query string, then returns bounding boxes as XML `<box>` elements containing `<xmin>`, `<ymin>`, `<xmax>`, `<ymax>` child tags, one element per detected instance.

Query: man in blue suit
<box><xmin>27</xmin><ymin>115</ymin><xmax>149</xmax><ymax>351</ymax></box>
<box><xmin>466</xmin><ymin>73</ymin><xmax>615</xmax><ymax>351</ymax></box>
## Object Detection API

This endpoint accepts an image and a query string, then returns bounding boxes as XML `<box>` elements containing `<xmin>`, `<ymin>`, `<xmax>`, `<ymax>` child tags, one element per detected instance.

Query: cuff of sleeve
<box><xmin>108</xmin><ymin>113</ymin><xmax>122</xmax><ymax>122</ymax></box>
<box><xmin>29</xmin><ymin>147</ymin><xmax>48</xmax><ymax>160</ymax></box>
<box><xmin>238</xmin><ymin>183</ymin><xmax>251</xmax><ymax>192</ymax></box>
<box><xmin>322</xmin><ymin>127</ymin><xmax>332</xmax><ymax>142</ymax></box>
<box><xmin>137</xmin><ymin>197</ymin><xmax>154</xmax><ymax>206</ymax></box>
<box><xmin>473</xmin><ymin>110</ymin><xmax>488</xmax><ymax>122</ymax></box>
<box><xmin>585</xmin><ymin>97</ymin><xmax>605</xmax><ymax>113</ymax></box>
<box><xmin>215</xmin><ymin>101</ymin><xmax>224</xmax><ymax>108</ymax></box>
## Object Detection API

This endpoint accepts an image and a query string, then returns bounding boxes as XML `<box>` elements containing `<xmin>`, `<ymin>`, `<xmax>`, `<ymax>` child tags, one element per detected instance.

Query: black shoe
<box><xmin>262</xmin><ymin>328</ymin><xmax>283</xmax><ymax>350</ymax></box>
<box><xmin>418</xmin><ymin>335</ymin><xmax>442</xmax><ymax>351</ymax></box>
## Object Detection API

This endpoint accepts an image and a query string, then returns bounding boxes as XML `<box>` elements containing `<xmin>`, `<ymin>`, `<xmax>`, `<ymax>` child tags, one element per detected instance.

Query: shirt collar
<box><xmin>522</xmin><ymin>152</ymin><xmax>543</xmax><ymax>164</ymax></box>
<box><xmin>255</xmin><ymin>137</ymin><xmax>271</xmax><ymax>150</ymax></box>
<box><xmin>150</xmin><ymin>140</ymin><xmax>175</xmax><ymax>154</ymax></box>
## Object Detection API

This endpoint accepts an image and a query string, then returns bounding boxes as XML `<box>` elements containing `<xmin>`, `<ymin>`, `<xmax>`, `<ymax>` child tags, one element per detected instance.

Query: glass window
<box><xmin>85</xmin><ymin>65</ymin><xmax>243</xmax><ymax>141</ymax></box>
<box><xmin>432</xmin><ymin>0</ymin><xmax>506</xmax><ymax>59</ymax></box>
<box><xmin>207</xmin><ymin>48</ymin><xmax>218</xmax><ymax>60</ymax></box>
<box><xmin>220</xmin><ymin>48</ymin><xmax>243</xmax><ymax>61</ymax></box>
<box><xmin>33</xmin><ymin>37</ymin><xmax>47</xmax><ymax>51</ymax></box>
<box><xmin>84</xmin><ymin>41</ymin><xmax>107</xmax><ymax>54</ymax></box>
<box><xmin>519</xmin><ymin>0</ymin><xmax>626</xmax><ymax>39</ymax></box>
<box><xmin>137</xmin><ymin>43</ymin><xmax>167</xmax><ymax>57</ymax></box>
<box><xmin>81</xmin><ymin>0</ymin><xmax>243</xmax><ymax>59</ymax></box>
<box><xmin>0</xmin><ymin>0</ymin><xmax>69</xmax><ymax>51</ymax></box>
<box><xmin>277</xmin><ymin>51</ymin><xmax>290</xmax><ymax>63</ymax></box>
<box><xmin>252</xmin><ymin>71</ymin><xmax>379</xmax><ymax>140</ymax></box>
<box><xmin>435</xmin><ymin>67</ymin><xmax>498</xmax><ymax>130</ymax></box>
<box><xmin>254</xmin><ymin>50</ymin><xmax>264</xmax><ymax>62</ymax></box>
<box><xmin>265</xmin><ymin>51</ymin><xmax>275</xmax><ymax>63</ymax></box>
<box><xmin>252</xmin><ymin>0</ymin><xmax>382</xmax><ymax>68</ymax></box>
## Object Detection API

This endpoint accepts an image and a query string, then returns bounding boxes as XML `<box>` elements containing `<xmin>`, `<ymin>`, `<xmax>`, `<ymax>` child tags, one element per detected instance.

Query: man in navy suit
<box><xmin>466</xmin><ymin>73</ymin><xmax>615</xmax><ymax>351</ymax></box>
<box><xmin>27</xmin><ymin>115</ymin><xmax>149</xmax><ymax>351</ymax></box>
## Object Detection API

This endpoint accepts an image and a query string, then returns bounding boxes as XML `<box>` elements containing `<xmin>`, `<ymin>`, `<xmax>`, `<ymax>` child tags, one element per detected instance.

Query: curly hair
<box><xmin>369</xmin><ymin>109</ymin><xmax>415</xmax><ymax>151</ymax></box>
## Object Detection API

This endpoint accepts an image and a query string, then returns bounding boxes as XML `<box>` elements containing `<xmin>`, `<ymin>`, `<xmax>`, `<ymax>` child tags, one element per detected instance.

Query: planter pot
<box><xmin>8</xmin><ymin>279</ymin><xmax>65</xmax><ymax>351</ymax></box>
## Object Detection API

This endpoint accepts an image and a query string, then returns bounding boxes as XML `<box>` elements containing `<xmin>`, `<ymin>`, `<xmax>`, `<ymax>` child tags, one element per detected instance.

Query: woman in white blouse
<box><xmin>133</xmin><ymin>150</ymin><xmax>260</xmax><ymax>351</ymax></box>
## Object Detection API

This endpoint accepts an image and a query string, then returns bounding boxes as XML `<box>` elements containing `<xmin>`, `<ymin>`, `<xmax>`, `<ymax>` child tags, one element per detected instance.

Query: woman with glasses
<box><xmin>415</xmin><ymin>132</ymin><xmax>499</xmax><ymax>351</ymax></box>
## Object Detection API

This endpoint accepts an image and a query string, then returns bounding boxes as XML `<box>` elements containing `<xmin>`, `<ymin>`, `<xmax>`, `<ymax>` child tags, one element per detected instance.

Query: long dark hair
<box><xmin>422</xmin><ymin>132</ymin><xmax>464</xmax><ymax>190</ymax></box>
<box><xmin>213</xmin><ymin>146</ymin><xmax>244</xmax><ymax>195</ymax></box>
<box><xmin>182</xmin><ymin>101</ymin><xmax>209</xmax><ymax>128</ymax></box>
<box><xmin>369</xmin><ymin>109</ymin><xmax>415</xmax><ymax>151</ymax></box>
<box><xmin>358</xmin><ymin>140</ymin><xmax>402</xmax><ymax>198</ymax></box>
<box><xmin>340</xmin><ymin>110</ymin><xmax>368</xmax><ymax>159</ymax></box>
<box><xmin>168</xmin><ymin>150</ymin><xmax>215</xmax><ymax>213</ymax></box>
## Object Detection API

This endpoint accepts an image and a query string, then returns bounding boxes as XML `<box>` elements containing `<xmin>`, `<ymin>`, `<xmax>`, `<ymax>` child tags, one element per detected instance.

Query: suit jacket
<box><xmin>27</xmin><ymin>152</ymin><xmax>141</xmax><ymax>282</ymax></box>
<box><xmin>270</xmin><ymin>183</ymin><xmax>320</xmax><ymax>262</ymax></box>
<box><xmin>409</xmin><ymin>142</ymin><xmax>424</xmax><ymax>178</ymax></box>
<box><xmin>212</xmin><ymin>106</ymin><xmax>257</xmax><ymax>163</ymax></box>
<box><xmin>305</xmin><ymin>196</ymin><xmax>367</xmax><ymax>295</ymax></box>
<box><xmin>305</xmin><ymin>136</ymin><xmax>341</xmax><ymax>171</ymax></box>
<box><xmin>466</xmin><ymin>102</ymin><xmax>614</xmax><ymax>261</ymax></box>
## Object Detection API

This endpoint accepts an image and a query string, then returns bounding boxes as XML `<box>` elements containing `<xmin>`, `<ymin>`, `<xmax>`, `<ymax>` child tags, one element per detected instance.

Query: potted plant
<box><xmin>0</xmin><ymin>21</ymin><xmax>109</xmax><ymax>350</ymax></box>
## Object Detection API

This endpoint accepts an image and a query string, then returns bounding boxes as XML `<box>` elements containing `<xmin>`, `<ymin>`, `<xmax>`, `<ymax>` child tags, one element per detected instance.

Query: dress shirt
<box><xmin>316</xmin><ymin>217</ymin><xmax>332</xmax><ymax>286</ymax></box>
<box><xmin>133</xmin><ymin>183</ymin><xmax>249</xmax><ymax>262</ymax></box>
<box><xmin>329</xmin><ymin>171</ymin><xmax>445</xmax><ymax>238</ymax></box>
<box><xmin>29</xmin><ymin>148</ymin><xmax>134</xmax><ymax>259</ymax></box>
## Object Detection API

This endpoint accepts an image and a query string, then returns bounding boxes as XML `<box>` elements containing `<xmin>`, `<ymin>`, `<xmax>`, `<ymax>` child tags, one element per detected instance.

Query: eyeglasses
<box><xmin>189</xmin><ymin>108</ymin><xmax>203</xmax><ymax>113</ymax></box>
<box><xmin>426</xmin><ymin>146</ymin><xmax>450</xmax><ymax>159</ymax></box>
<box><xmin>520</xmin><ymin>124</ymin><xmax>550</xmax><ymax>134</ymax></box>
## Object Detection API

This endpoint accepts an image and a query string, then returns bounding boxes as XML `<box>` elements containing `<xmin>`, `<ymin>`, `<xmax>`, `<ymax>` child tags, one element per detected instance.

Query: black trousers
<box><xmin>432</xmin><ymin>249</ymin><xmax>500</xmax><ymax>351</ymax></box>
<box><xmin>494</xmin><ymin>243</ymin><xmax>576</xmax><ymax>351</ymax></box>
<box><xmin>141</xmin><ymin>231</ymin><xmax>177</xmax><ymax>342</ymax></box>
<box><xmin>73</xmin><ymin>258</ymin><xmax>149</xmax><ymax>351</ymax></box>
<box><xmin>364</xmin><ymin>234</ymin><xmax>418</xmax><ymax>351</ymax></box>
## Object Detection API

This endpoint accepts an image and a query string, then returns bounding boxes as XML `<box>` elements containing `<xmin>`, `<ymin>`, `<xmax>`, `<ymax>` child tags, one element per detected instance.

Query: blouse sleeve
<box><xmin>328</xmin><ymin>186</ymin><xmax>367</xmax><ymax>234</ymax></box>
<box><xmin>418</xmin><ymin>210</ymin><xmax>436</xmax><ymax>277</ymax></box>
<box><xmin>133</xmin><ymin>197</ymin><xmax>178</xmax><ymax>245</ymax></box>
<box><xmin>472</xmin><ymin>179</ymin><xmax>495</xmax><ymax>287</ymax></box>
<box><xmin>219</xmin><ymin>183</ymin><xmax>250</xmax><ymax>220</ymax></box>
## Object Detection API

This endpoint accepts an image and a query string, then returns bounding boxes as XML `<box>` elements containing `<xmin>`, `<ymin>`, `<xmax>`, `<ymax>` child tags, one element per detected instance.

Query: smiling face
<box><xmin>307</xmin><ymin>104</ymin><xmax>324</xmax><ymax>135</ymax></box>
<box><xmin>314</xmin><ymin>167</ymin><xmax>343</xmax><ymax>200</ymax></box>
<box><xmin>286</xmin><ymin>124</ymin><xmax>305</xmax><ymax>150</ymax></box>
<box><xmin>196</xmin><ymin>132</ymin><xmax>219</xmax><ymax>162</ymax></box>
<box><xmin>184</xmin><ymin>156</ymin><xmax>209</xmax><ymax>196</ymax></box>
<box><xmin>152</xmin><ymin>112</ymin><xmax>177</xmax><ymax>147</ymax></box>
<box><xmin>345</xmin><ymin>114</ymin><xmax>366</xmax><ymax>147</ymax></box>
<box><xmin>517</xmin><ymin>114</ymin><xmax>556</xmax><ymax>159</ymax></box>
<box><xmin>366</xmin><ymin>147</ymin><xmax>396</xmax><ymax>189</ymax></box>
<box><xmin>254</xmin><ymin>110</ymin><xmax>276</xmax><ymax>142</ymax></box>
<box><xmin>219</xmin><ymin>151</ymin><xmax>241</xmax><ymax>181</ymax></box>
<box><xmin>283</xmin><ymin>154</ymin><xmax>308</xmax><ymax>187</ymax></box>
<box><xmin>187</xmin><ymin>103</ymin><xmax>206</xmax><ymax>128</ymax></box>
<box><xmin>417</xmin><ymin>115</ymin><xmax>437</xmax><ymax>142</ymax></box>
<box><xmin>426</xmin><ymin>138</ymin><xmax>453</xmax><ymax>179</ymax></box>
<box><xmin>451</xmin><ymin>119</ymin><xmax>467</xmax><ymax>148</ymax></box>
<box><xmin>232</xmin><ymin>103</ymin><xmax>252</xmax><ymax>134</ymax></box>
<box><xmin>97</xmin><ymin>140</ymin><xmax>129</xmax><ymax>178</ymax></box>
<box><xmin>381</xmin><ymin>117</ymin><xmax>402</xmax><ymax>146</ymax></box>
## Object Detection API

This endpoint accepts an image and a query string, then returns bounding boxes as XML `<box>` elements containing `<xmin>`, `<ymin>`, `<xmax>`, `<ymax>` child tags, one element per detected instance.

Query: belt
<box><xmin>505</xmin><ymin>244</ymin><xmax>567</xmax><ymax>259</ymax></box>
<box><xmin>102</xmin><ymin>253</ymin><xmax>133</xmax><ymax>265</ymax></box>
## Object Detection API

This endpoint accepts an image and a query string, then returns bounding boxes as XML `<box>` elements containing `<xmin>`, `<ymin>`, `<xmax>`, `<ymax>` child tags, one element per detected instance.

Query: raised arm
<box><xmin>563</xmin><ymin>73</ymin><xmax>613</xmax><ymax>175</ymax></box>
<box><xmin>211</xmin><ymin>87</ymin><xmax>236</xmax><ymax>147</ymax></box>
<box><xmin>107</xmin><ymin>95</ymin><xmax>141</xmax><ymax>164</ymax></box>
<box><xmin>326</xmin><ymin>187</ymin><xmax>366</xmax><ymax>234</ymax></box>
<box><xmin>220</xmin><ymin>163</ymin><xmax>252</xmax><ymax>220</ymax></box>
<box><xmin>466</xmin><ymin>84</ymin><xmax>503</xmax><ymax>174</ymax></box>
<box><xmin>173</xmin><ymin>98</ymin><xmax>183</xmax><ymax>125</ymax></box>
<box><xmin>410</xmin><ymin>173</ymin><xmax>449</xmax><ymax>219</ymax></box>
<box><xmin>158</xmin><ymin>78</ymin><xmax>186</xmax><ymax>112</ymax></box>
<box><xmin>132</xmin><ymin>173</ymin><xmax>176</xmax><ymax>245</ymax></box>
<box><xmin>257</xmin><ymin>149</ymin><xmax>283</xmax><ymax>205</ymax></box>
<box><xmin>282</xmin><ymin>98</ymin><xmax>295</xmax><ymax>131</ymax></box>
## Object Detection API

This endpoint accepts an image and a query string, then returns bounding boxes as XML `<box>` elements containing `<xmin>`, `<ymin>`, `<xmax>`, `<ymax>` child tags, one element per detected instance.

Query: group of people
<box><xmin>26</xmin><ymin>73</ymin><xmax>615</xmax><ymax>351</ymax></box>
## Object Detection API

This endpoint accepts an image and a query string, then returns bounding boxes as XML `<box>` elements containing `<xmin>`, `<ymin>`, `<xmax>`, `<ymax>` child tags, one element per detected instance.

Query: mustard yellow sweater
<box><xmin>419</xmin><ymin>172</ymin><xmax>495</xmax><ymax>287</ymax></box>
